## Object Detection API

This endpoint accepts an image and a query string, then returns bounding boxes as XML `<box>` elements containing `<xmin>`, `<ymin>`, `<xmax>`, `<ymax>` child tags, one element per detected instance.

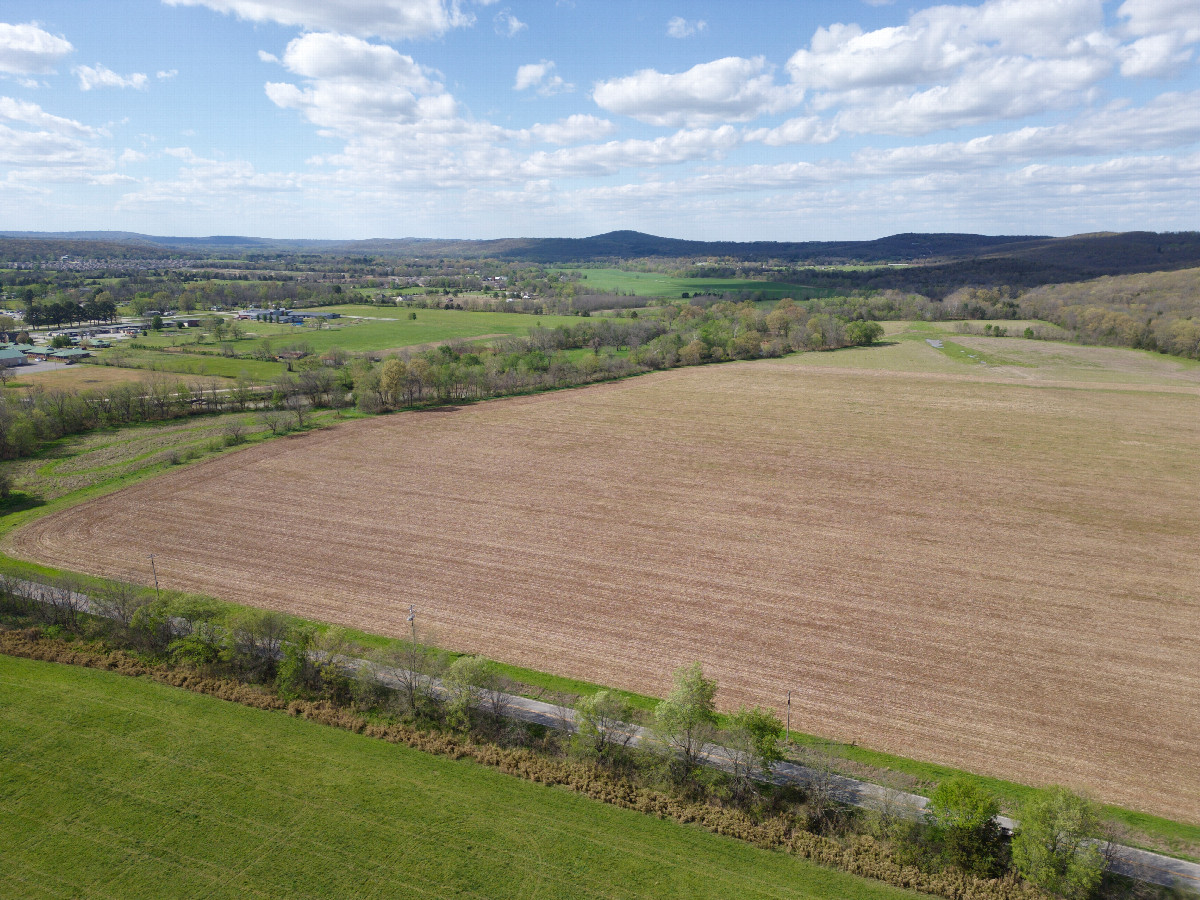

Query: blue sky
<box><xmin>1</xmin><ymin>0</ymin><xmax>1198</xmax><ymax>240</ymax></box>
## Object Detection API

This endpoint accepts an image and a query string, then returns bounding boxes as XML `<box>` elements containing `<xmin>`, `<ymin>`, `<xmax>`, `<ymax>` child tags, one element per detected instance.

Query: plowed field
<box><xmin>11</xmin><ymin>338</ymin><xmax>1200</xmax><ymax>822</ymax></box>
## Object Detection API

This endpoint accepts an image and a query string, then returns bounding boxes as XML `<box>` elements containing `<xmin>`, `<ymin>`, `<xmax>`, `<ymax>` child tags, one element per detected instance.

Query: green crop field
<box><xmin>113</xmin><ymin>308</ymin><xmax>584</xmax><ymax>364</ymax></box>
<box><xmin>560</xmin><ymin>268</ymin><xmax>834</xmax><ymax>300</ymax></box>
<box><xmin>0</xmin><ymin>655</ymin><xmax>920</xmax><ymax>900</ymax></box>
<box><xmin>90</xmin><ymin>349</ymin><xmax>286</xmax><ymax>381</ymax></box>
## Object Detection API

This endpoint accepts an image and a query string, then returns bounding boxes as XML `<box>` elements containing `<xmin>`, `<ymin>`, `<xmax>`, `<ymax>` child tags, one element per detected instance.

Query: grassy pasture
<box><xmin>90</xmin><ymin>349</ymin><xmax>286</xmax><ymax>381</ymax></box>
<box><xmin>562</xmin><ymin>268</ymin><xmax>832</xmax><ymax>300</ymax></box>
<box><xmin>0</xmin><ymin>654</ymin><xmax>919</xmax><ymax>900</ymax></box>
<box><xmin>13</xmin><ymin>329</ymin><xmax>1199</xmax><ymax>824</ymax></box>
<box><xmin>106</xmin><ymin>308</ymin><xmax>583</xmax><ymax>365</ymax></box>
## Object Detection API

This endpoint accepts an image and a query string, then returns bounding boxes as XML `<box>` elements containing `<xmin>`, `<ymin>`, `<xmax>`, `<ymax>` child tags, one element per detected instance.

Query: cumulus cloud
<box><xmin>526</xmin><ymin>114</ymin><xmax>615</xmax><ymax>145</ymax></box>
<box><xmin>520</xmin><ymin>126</ymin><xmax>740</xmax><ymax>178</ymax></box>
<box><xmin>666</xmin><ymin>17</ymin><xmax>706</xmax><ymax>38</ymax></box>
<box><xmin>745</xmin><ymin>116</ymin><xmax>839</xmax><ymax>146</ymax></box>
<box><xmin>156</xmin><ymin>69</ymin><xmax>178</xmax><ymax>80</ymax></box>
<box><xmin>592</xmin><ymin>57</ymin><xmax>799</xmax><ymax>127</ymax></box>
<box><xmin>1115</xmin><ymin>0</ymin><xmax>1200</xmax><ymax>76</ymax></box>
<box><xmin>75</xmin><ymin>64</ymin><xmax>149</xmax><ymax>91</ymax></box>
<box><xmin>0</xmin><ymin>22</ymin><xmax>73</xmax><ymax>75</ymax></box>
<box><xmin>264</xmin><ymin>32</ymin><xmax>457</xmax><ymax>131</ymax></box>
<box><xmin>782</xmin><ymin>0</ymin><xmax>1118</xmax><ymax>134</ymax></box>
<box><xmin>514</xmin><ymin>60</ymin><xmax>570</xmax><ymax>94</ymax></box>
<box><xmin>0</xmin><ymin>95</ymin><xmax>111</xmax><ymax>174</ymax></box>
<box><xmin>494</xmin><ymin>9</ymin><xmax>526</xmax><ymax>36</ymax></box>
<box><xmin>1117</xmin><ymin>0</ymin><xmax>1200</xmax><ymax>42</ymax></box>
<box><xmin>161</xmin><ymin>0</ymin><xmax>474</xmax><ymax>40</ymax></box>
<box><xmin>119</xmin><ymin>148</ymin><xmax>148</xmax><ymax>164</ymax></box>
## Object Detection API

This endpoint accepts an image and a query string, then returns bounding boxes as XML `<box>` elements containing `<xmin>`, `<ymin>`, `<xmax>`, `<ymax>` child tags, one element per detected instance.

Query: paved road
<box><xmin>15</xmin><ymin>578</ymin><xmax>1199</xmax><ymax>890</ymax></box>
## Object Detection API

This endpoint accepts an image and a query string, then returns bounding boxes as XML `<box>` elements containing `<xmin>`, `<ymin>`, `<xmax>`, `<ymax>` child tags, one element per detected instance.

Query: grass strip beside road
<box><xmin>0</xmin><ymin>653</ymin><xmax>922</xmax><ymax>900</ymax></box>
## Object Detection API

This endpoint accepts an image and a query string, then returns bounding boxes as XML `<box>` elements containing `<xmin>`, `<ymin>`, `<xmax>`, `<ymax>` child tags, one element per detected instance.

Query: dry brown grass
<box><xmin>3</xmin><ymin>364</ymin><xmax>224</xmax><ymax>393</ymax></box>
<box><xmin>10</xmin><ymin>342</ymin><xmax>1200</xmax><ymax>822</ymax></box>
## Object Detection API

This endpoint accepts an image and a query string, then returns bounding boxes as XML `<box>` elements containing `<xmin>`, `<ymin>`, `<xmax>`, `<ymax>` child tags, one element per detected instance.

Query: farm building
<box><xmin>0</xmin><ymin>347</ymin><xmax>28</xmax><ymax>367</ymax></box>
<box><xmin>49</xmin><ymin>348</ymin><xmax>91</xmax><ymax>361</ymax></box>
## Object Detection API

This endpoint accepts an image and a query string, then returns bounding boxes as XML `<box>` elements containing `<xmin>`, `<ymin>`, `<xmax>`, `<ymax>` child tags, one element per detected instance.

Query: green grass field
<box><xmin>90</xmin><ymin>350</ymin><xmax>286</xmax><ymax>381</ymax></box>
<box><xmin>561</xmin><ymin>268</ymin><xmax>834</xmax><ymax>300</ymax></box>
<box><xmin>109</xmin><ymin>308</ymin><xmax>584</xmax><ymax>366</ymax></box>
<box><xmin>292</xmin><ymin>305</ymin><xmax>581</xmax><ymax>351</ymax></box>
<box><xmin>0</xmin><ymin>654</ymin><xmax>921</xmax><ymax>900</ymax></box>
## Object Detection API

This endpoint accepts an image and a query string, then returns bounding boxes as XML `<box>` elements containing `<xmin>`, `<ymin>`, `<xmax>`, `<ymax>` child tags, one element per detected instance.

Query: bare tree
<box><xmin>92</xmin><ymin>575</ymin><xmax>149</xmax><ymax>628</ymax></box>
<box><xmin>576</xmin><ymin>690</ymin><xmax>636</xmax><ymax>758</ymax></box>
<box><xmin>285</xmin><ymin>393</ymin><xmax>311</xmax><ymax>428</ymax></box>
<box><xmin>223</xmin><ymin>419</ymin><xmax>248</xmax><ymax>445</ymax></box>
<box><xmin>41</xmin><ymin>577</ymin><xmax>85</xmax><ymax>630</ymax></box>
<box><xmin>256</xmin><ymin>409</ymin><xmax>290</xmax><ymax>435</ymax></box>
<box><xmin>800</xmin><ymin>742</ymin><xmax>847</xmax><ymax>833</ymax></box>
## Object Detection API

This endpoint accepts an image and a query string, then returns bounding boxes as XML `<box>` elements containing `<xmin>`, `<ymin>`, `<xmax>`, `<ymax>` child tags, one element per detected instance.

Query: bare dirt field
<box><xmin>10</xmin><ymin>334</ymin><xmax>1200</xmax><ymax>822</ymax></box>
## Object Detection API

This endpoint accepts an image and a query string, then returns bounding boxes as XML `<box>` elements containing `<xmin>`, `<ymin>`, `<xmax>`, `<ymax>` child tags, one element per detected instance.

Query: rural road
<box><xmin>13</xmin><ymin>578</ymin><xmax>1199</xmax><ymax>891</ymax></box>
<box><xmin>363</xmin><ymin>659</ymin><xmax>1200</xmax><ymax>891</ymax></box>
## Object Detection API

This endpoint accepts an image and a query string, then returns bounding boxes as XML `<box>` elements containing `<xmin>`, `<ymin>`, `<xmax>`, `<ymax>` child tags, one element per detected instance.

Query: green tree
<box><xmin>443</xmin><ymin>656</ymin><xmax>508</xmax><ymax>729</ymax></box>
<box><xmin>845</xmin><ymin>320</ymin><xmax>884</xmax><ymax>346</ymax></box>
<box><xmin>926</xmin><ymin>776</ymin><xmax>1007</xmax><ymax>876</ymax></box>
<box><xmin>725</xmin><ymin>705</ymin><xmax>784</xmax><ymax>799</ymax></box>
<box><xmin>379</xmin><ymin>357</ymin><xmax>407</xmax><ymax>407</ymax></box>
<box><xmin>1012</xmin><ymin>786</ymin><xmax>1106</xmax><ymax>899</ymax></box>
<box><xmin>653</xmin><ymin>662</ymin><xmax>718</xmax><ymax>778</ymax></box>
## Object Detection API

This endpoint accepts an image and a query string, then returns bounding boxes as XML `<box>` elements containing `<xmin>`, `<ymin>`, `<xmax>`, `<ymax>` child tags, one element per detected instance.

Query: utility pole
<box><xmin>147</xmin><ymin>553</ymin><xmax>160</xmax><ymax>603</ymax></box>
<box><xmin>407</xmin><ymin>604</ymin><xmax>416</xmax><ymax>655</ymax></box>
<box><xmin>786</xmin><ymin>690</ymin><xmax>791</xmax><ymax>744</ymax></box>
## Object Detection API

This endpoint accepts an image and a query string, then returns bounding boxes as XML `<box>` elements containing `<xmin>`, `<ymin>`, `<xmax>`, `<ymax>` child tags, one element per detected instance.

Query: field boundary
<box><xmin>4</xmin><ymin>579</ymin><xmax>1198</xmax><ymax>891</ymax></box>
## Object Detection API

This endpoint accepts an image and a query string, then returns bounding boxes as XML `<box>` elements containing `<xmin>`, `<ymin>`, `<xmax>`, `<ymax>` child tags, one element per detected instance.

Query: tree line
<box><xmin>1</xmin><ymin>577</ymin><xmax>1122</xmax><ymax>900</ymax></box>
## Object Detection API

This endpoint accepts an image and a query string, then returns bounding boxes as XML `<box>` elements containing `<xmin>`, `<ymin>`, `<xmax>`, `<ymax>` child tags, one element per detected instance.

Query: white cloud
<box><xmin>494</xmin><ymin>9</ymin><xmax>526</xmax><ymax>37</ymax></box>
<box><xmin>514</xmin><ymin>60</ymin><xmax>571</xmax><ymax>95</ymax></box>
<box><xmin>0</xmin><ymin>22</ymin><xmax>73</xmax><ymax>75</ymax></box>
<box><xmin>520</xmin><ymin>126</ymin><xmax>740</xmax><ymax>178</ymax></box>
<box><xmin>75</xmin><ymin>64</ymin><xmax>149</xmax><ymax>91</ymax></box>
<box><xmin>119</xmin><ymin>148</ymin><xmax>148</xmax><ymax>164</ymax></box>
<box><xmin>1117</xmin><ymin>0</ymin><xmax>1200</xmax><ymax>42</ymax></box>
<box><xmin>258</xmin><ymin>50</ymin><xmax>279</xmax><ymax>64</ymax></box>
<box><xmin>0</xmin><ymin>96</ymin><xmax>111</xmax><ymax>174</ymax></box>
<box><xmin>161</xmin><ymin>0</ymin><xmax>474</xmax><ymax>40</ymax></box>
<box><xmin>265</xmin><ymin>32</ymin><xmax>457</xmax><ymax>130</ymax></box>
<box><xmin>745</xmin><ymin>116</ymin><xmax>839</xmax><ymax>146</ymax></box>
<box><xmin>783</xmin><ymin>0</ymin><xmax>1117</xmax><ymax>134</ymax></box>
<box><xmin>666</xmin><ymin>17</ymin><xmax>706</xmax><ymax>38</ymax></box>
<box><xmin>592</xmin><ymin>57</ymin><xmax>799</xmax><ymax>127</ymax></box>
<box><xmin>526</xmin><ymin>114</ymin><xmax>615</xmax><ymax>145</ymax></box>
<box><xmin>1115</xmin><ymin>0</ymin><xmax>1199</xmax><ymax>76</ymax></box>
<box><xmin>156</xmin><ymin>69</ymin><xmax>178</xmax><ymax>80</ymax></box>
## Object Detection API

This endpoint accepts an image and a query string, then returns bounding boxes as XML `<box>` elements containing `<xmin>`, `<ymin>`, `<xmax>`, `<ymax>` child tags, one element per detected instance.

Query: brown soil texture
<box><xmin>12</xmin><ymin>357</ymin><xmax>1200</xmax><ymax>822</ymax></box>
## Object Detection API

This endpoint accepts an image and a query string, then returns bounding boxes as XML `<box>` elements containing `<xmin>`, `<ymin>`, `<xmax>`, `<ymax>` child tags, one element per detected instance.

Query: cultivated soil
<box><xmin>12</xmin><ymin>336</ymin><xmax>1200</xmax><ymax>822</ymax></box>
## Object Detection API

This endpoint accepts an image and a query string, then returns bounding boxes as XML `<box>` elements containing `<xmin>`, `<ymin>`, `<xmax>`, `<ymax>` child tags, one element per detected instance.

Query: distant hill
<box><xmin>0</xmin><ymin>229</ymin><xmax>1047</xmax><ymax>264</ymax></box>
<box><xmin>4</xmin><ymin>230</ymin><xmax>1200</xmax><ymax>288</ymax></box>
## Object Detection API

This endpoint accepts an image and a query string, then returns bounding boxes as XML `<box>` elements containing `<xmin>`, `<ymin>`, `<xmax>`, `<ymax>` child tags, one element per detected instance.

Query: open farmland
<box><xmin>562</xmin><ymin>267</ymin><xmax>834</xmax><ymax>299</ymax></box>
<box><xmin>10</xmin><ymin>332</ymin><xmax>1200</xmax><ymax>823</ymax></box>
